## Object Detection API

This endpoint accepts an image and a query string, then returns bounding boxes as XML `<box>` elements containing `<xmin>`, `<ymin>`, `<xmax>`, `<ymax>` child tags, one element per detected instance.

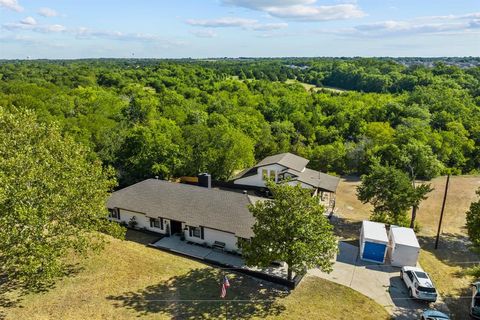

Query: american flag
<box><xmin>220</xmin><ymin>275</ymin><xmax>230</xmax><ymax>298</ymax></box>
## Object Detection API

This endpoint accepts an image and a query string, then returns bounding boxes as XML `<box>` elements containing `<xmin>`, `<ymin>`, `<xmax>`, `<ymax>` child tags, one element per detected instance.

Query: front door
<box><xmin>170</xmin><ymin>220</ymin><xmax>182</xmax><ymax>236</ymax></box>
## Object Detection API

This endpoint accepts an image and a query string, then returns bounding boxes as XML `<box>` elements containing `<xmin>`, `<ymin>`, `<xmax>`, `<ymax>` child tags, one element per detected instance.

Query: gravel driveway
<box><xmin>309</xmin><ymin>241</ymin><xmax>449</xmax><ymax>319</ymax></box>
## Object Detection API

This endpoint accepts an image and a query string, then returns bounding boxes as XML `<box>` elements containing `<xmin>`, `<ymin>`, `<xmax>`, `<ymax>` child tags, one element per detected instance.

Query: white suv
<box><xmin>400</xmin><ymin>266</ymin><xmax>438</xmax><ymax>302</ymax></box>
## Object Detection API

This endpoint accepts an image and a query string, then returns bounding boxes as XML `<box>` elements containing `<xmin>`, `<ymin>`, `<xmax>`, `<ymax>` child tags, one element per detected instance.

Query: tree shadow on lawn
<box><xmin>418</xmin><ymin>234</ymin><xmax>479</xmax><ymax>319</ymax></box>
<box><xmin>0</xmin><ymin>264</ymin><xmax>83</xmax><ymax>320</ymax></box>
<box><xmin>441</xmin><ymin>286</ymin><xmax>473</xmax><ymax>320</ymax></box>
<box><xmin>418</xmin><ymin>233</ymin><xmax>479</xmax><ymax>271</ymax></box>
<box><xmin>331</xmin><ymin>216</ymin><xmax>362</xmax><ymax>240</ymax></box>
<box><xmin>107</xmin><ymin>268</ymin><xmax>289</xmax><ymax>319</ymax></box>
<box><xmin>124</xmin><ymin>228</ymin><xmax>163</xmax><ymax>246</ymax></box>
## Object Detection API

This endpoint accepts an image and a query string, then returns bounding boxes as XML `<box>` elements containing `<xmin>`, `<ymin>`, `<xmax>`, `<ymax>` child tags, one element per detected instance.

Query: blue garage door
<box><xmin>362</xmin><ymin>241</ymin><xmax>386</xmax><ymax>263</ymax></box>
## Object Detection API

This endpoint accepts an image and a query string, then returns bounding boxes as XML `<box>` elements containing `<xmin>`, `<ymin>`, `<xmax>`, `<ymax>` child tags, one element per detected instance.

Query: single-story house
<box><xmin>107</xmin><ymin>178</ymin><xmax>260</xmax><ymax>252</ymax></box>
<box><xmin>108</xmin><ymin>153</ymin><xmax>340</xmax><ymax>253</ymax></box>
<box><xmin>233</xmin><ymin>152</ymin><xmax>340</xmax><ymax>209</ymax></box>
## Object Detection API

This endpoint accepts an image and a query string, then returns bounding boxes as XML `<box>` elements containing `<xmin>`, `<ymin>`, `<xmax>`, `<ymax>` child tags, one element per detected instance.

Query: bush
<box><xmin>128</xmin><ymin>216</ymin><xmax>138</xmax><ymax>228</ymax></box>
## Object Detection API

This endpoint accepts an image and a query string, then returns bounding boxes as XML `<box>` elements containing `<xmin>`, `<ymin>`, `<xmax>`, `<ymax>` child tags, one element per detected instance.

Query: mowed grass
<box><xmin>334</xmin><ymin>175</ymin><xmax>480</xmax><ymax>320</ymax></box>
<box><xmin>1</xmin><ymin>230</ymin><xmax>390</xmax><ymax>320</ymax></box>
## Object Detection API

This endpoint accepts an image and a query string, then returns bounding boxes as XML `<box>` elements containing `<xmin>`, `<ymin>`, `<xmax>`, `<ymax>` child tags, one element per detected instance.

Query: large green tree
<box><xmin>466</xmin><ymin>188</ymin><xmax>480</xmax><ymax>248</ymax></box>
<box><xmin>241</xmin><ymin>181</ymin><xmax>337</xmax><ymax>281</ymax></box>
<box><xmin>357</xmin><ymin>163</ymin><xmax>432</xmax><ymax>227</ymax></box>
<box><xmin>0</xmin><ymin>107</ymin><xmax>124</xmax><ymax>288</ymax></box>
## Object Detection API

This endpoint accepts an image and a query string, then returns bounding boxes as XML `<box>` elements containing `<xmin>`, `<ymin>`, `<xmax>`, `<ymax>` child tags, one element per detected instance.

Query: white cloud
<box><xmin>38</xmin><ymin>7</ymin><xmax>59</xmax><ymax>17</ymax></box>
<box><xmin>252</xmin><ymin>22</ymin><xmax>288</xmax><ymax>31</ymax></box>
<box><xmin>186</xmin><ymin>17</ymin><xmax>288</xmax><ymax>32</ymax></box>
<box><xmin>0</xmin><ymin>0</ymin><xmax>23</xmax><ymax>12</ymax></box>
<box><xmin>222</xmin><ymin>0</ymin><xmax>315</xmax><ymax>9</ymax></box>
<box><xmin>353</xmin><ymin>13</ymin><xmax>480</xmax><ymax>37</ymax></box>
<box><xmin>3</xmin><ymin>22</ymin><xmax>66</xmax><ymax>33</ymax></box>
<box><xmin>72</xmin><ymin>27</ymin><xmax>186</xmax><ymax>47</ymax></box>
<box><xmin>267</xmin><ymin>4</ymin><xmax>364</xmax><ymax>21</ymax></box>
<box><xmin>186</xmin><ymin>17</ymin><xmax>257</xmax><ymax>28</ymax></box>
<box><xmin>2</xmin><ymin>18</ymin><xmax>184</xmax><ymax>47</ymax></box>
<box><xmin>42</xmin><ymin>24</ymin><xmax>66</xmax><ymax>32</ymax></box>
<box><xmin>190</xmin><ymin>29</ymin><xmax>217</xmax><ymax>38</ymax></box>
<box><xmin>20</xmin><ymin>16</ymin><xmax>37</xmax><ymax>25</ymax></box>
<box><xmin>222</xmin><ymin>0</ymin><xmax>365</xmax><ymax>21</ymax></box>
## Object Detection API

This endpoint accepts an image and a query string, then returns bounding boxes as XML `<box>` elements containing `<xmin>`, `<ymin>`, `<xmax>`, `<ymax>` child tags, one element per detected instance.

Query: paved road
<box><xmin>309</xmin><ymin>241</ymin><xmax>449</xmax><ymax>319</ymax></box>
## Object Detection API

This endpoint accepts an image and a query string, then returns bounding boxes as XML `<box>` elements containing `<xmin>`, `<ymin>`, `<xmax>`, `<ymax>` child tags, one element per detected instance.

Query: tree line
<box><xmin>0</xmin><ymin>58</ymin><xmax>479</xmax><ymax>189</ymax></box>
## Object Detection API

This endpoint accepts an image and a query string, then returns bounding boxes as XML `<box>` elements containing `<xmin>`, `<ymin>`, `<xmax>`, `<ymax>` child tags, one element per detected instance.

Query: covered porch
<box><xmin>150</xmin><ymin>235</ymin><xmax>292</xmax><ymax>280</ymax></box>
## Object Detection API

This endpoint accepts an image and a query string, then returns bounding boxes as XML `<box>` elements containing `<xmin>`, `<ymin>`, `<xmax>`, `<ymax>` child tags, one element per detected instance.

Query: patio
<box><xmin>150</xmin><ymin>235</ymin><xmax>291</xmax><ymax>280</ymax></box>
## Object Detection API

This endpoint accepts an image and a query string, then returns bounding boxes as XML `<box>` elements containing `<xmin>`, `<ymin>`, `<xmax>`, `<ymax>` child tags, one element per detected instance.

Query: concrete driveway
<box><xmin>309</xmin><ymin>241</ymin><xmax>449</xmax><ymax>319</ymax></box>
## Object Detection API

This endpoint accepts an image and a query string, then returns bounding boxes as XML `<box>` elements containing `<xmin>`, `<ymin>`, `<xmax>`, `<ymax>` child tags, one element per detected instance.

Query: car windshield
<box><xmin>415</xmin><ymin>271</ymin><xmax>428</xmax><ymax>279</ymax></box>
<box><xmin>418</xmin><ymin>286</ymin><xmax>436</xmax><ymax>293</ymax></box>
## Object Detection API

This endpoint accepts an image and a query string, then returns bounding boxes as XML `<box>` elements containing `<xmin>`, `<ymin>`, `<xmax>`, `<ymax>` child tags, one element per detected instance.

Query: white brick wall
<box><xmin>184</xmin><ymin>226</ymin><xmax>239</xmax><ymax>251</ymax></box>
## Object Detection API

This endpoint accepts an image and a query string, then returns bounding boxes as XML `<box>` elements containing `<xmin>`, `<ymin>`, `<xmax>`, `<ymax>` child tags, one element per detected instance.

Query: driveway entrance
<box><xmin>309</xmin><ymin>241</ymin><xmax>449</xmax><ymax>319</ymax></box>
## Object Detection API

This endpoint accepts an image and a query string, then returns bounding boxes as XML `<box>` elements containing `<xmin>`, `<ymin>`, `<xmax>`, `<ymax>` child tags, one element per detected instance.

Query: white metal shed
<box><xmin>359</xmin><ymin>221</ymin><xmax>389</xmax><ymax>263</ymax></box>
<box><xmin>388</xmin><ymin>226</ymin><xmax>420</xmax><ymax>267</ymax></box>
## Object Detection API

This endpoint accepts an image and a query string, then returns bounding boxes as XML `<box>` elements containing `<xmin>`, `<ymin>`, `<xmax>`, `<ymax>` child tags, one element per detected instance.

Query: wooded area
<box><xmin>0</xmin><ymin>58</ymin><xmax>479</xmax><ymax>187</ymax></box>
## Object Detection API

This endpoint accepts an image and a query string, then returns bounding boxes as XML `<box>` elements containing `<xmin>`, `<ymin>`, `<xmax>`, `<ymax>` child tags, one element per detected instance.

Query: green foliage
<box><xmin>241</xmin><ymin>181</ymin><xmax>337</xmax><ymax>281</ymax></box>
<box><xmin>0</xmin><ymin>107</ymin><xmax>124</xmax><ymax>288</ymax></box>
<box><xmin>357</xmin><ymin>163</ymin><xmax>432</xmax><ymax>227</ymax></box>
<box><xmin>0</xmin><ymin>58</ymin><xmax>479</xmax><ymax>185</ymax></box>
<box><xmin>466</xmin><ymin>188</ymin><xmax>480</xmax><ymax>248</ymax></box>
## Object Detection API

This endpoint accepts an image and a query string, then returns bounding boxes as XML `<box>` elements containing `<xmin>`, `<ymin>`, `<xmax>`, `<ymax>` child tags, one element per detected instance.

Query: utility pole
<box><xmin>435</xmin><ymin>174</ymin><xmax>450</xmax><ymax>249</ymax></box>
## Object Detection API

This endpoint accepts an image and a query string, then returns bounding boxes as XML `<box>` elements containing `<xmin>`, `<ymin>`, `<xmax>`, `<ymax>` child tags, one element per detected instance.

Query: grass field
<box><xmin>334</xmin><ymin>175</ymin><xmax>480</xmax><ymax>319</ymax></box>
<box><xmin>0</xmin><ymin>230</ymin><xmax>390</xmax><ymax>320</ymax></box>
<box><xmin>285</xmin><ymin>79</ymin><xmax>346</xmax><ymax>93</ymax></box>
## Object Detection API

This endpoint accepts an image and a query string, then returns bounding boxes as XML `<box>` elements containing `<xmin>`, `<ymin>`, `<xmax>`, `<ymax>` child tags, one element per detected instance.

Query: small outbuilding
<box><xmin>359</xmin><ymin>221</ymin><xmax>389</xmax><ymax>263</ymax></box>
<box><xmin>388</xmin><ymin>226</ymin><xmax>420</xmax><ymax>267</ymax></box>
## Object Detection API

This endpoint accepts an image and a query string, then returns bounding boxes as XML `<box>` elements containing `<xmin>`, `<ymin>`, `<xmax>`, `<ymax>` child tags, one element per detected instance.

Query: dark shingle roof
<box><xmin>255</xmin><ymin>152</ymin><xmax>309</xmax><ymax>172</ymax></box>
<box><xmin>107</xmin><ymin>179</ymin><xmax>256</xmax><ymax>238</ymax></box>
<box><xmin>284</xmin><ymin>168</ymin><xmax>340</xmax><ymax>193</ymax></box>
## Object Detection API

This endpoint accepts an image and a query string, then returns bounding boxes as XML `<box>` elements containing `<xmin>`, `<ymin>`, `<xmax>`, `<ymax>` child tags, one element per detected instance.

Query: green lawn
<box><xmin>0</xmin><ymin>230</ymin><xmax>390</xmax><ymax>320</ymax></box>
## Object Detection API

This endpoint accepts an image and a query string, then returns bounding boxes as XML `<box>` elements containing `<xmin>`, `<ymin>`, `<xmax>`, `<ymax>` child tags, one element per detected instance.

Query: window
<box><xmin>269</xmin><ymin>170</ymin><xmax>276</xmax><ymax>181</ymax></box>
<box><xmin>262</xmin><ymin>169</ymin><xmax>268</xmax><ymax>180</ymax></box>
<box><xmin>193</xmin><ymin>227</ymin><xmax>201</xmax><ymax>237</ymax></box>
<box><xmin>108</xmin><ymin>208</ymin><xmax>120</xmax><ymax>219</ymax></box>
<box><xmin>417</xmin><ymin>286</ymin><xmax>436</xmax><ymax>293</ymax></box>
<box><xmin>149</xmin><ymin>217</ymin><xmax>162</xmax><ymax>229</ymax></box>
<box><xmin>414</xmin><ymin>271</ymin><xmax>428</xmax><ymax>279</ymax></box>
<box><xmin>407</xmin><ymin>271</ymin><xmax>414</xmax><ymax>282</ymax></box>
<box><xmin>189</xmin><ymin>226</ymin><xmax>204</xmax><ymax>239</ymax></box>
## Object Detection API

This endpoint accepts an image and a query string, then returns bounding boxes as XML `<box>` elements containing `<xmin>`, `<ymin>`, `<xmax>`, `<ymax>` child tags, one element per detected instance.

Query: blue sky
<box><xmin>0</xmin><ymin>0</ymin><xmax>479</xmax><ymax>58</ymax></box>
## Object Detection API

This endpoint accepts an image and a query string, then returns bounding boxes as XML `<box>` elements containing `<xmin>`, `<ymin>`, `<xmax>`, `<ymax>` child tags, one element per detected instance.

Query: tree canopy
<box><xmin>0</xmin><ymin>107</ymin><xmax>124</xmax><ymax>288</ymax></box>
<box><xmin>466</xmin><ymin>188</ymin><xmax>480</xmax><ymax>248</ymax></box>
<box><xmin>357</xmin><ymin>162</ymin><xmax>432</xmax><ymax>227</ymax></box>
<box><xmin>241</xmin><ymin>181</ymin><xmax>337</xmax><ymax>281</ymax></box>
<box><xmin>0</xmin><ymin>58</ymin><xmax>479</xmax><ymax>187</ymax></box>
